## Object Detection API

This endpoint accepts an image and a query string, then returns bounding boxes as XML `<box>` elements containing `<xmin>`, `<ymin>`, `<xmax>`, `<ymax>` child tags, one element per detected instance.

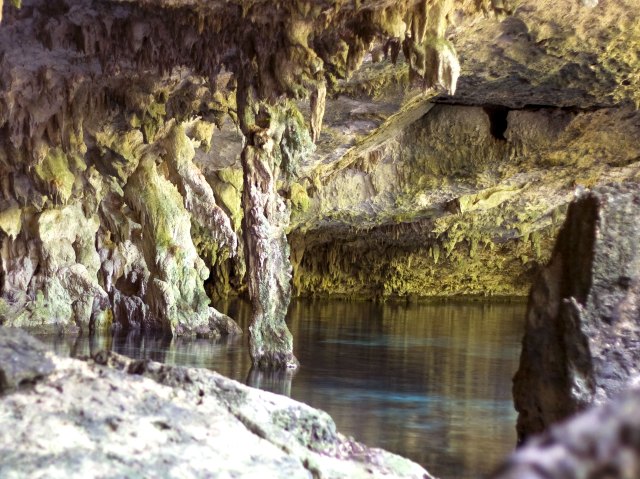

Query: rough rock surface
<box><xmin>2</xmin><ymin>0</ymin><xmax>640</xmax><ymax>361</ymax></box>
<box><xmin>513</xmin><ymin>184</ymin><xmax>640</xmax><ymax>443</ymax></box>
<box><xmin>236</xmin><ymin>93</ymin><xmax>309</xmax><ymax>369</ymax></box>
<box><xmin>289</xmin><ymin>106</ymin><xmax>640</xmax><ymax>299</ymax></box>
<box><xmin>0</xmin><ymin>0</ymin><xmax>511</xmax><ymax>365</ymax></box>
<box><xmin>0</xmin><ymin>327</ymin><xmax>433</xmax><ymax>479</ymax></box>
<box><xmin>286</xmin><ymin>0</ymin><xmax>640</xmax><ymax>302</ymax></box>
<box><xmin>201</xmin><ymin>0</ymin><xmax>640</xmax><ymax>302</ymax></box>
<box><xmin>492</xmin><ymin>386</ymin><xmax>640</xmax><ymax>479</ymax></box>
<box><xmin>0</xmin><ymin>327</ymin><xmax>54</xmax><ymax>392</ymax></box>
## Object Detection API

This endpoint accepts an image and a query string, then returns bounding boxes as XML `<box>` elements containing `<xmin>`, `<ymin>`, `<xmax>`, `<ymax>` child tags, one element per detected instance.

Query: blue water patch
<box><xmin>313</xmin><ymin>386</ymin><xmax>514</xmax><ymax>412</ymax></box>
<box><xmin>319</xmin><ymin>336</ymin><xmax>521</xmax><ymax>361</ymax></box>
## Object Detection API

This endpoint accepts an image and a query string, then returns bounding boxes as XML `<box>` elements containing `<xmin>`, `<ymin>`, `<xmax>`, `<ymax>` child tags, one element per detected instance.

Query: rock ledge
<box><xmin>0</xmin><ymin>328</ymin><xmax>432</xmax><ymax>479</ymax></box>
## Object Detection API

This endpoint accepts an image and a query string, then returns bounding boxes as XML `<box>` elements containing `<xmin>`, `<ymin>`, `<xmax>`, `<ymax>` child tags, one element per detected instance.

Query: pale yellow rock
<box><xmin>458</xmin><ymin>185</ymin><xmax>524</xmax><ymax>213</ymax></box>
<box><xmin>0</xmin><ymin>207</ymin><xmax>22</xmax><ymax>239</ymax></box>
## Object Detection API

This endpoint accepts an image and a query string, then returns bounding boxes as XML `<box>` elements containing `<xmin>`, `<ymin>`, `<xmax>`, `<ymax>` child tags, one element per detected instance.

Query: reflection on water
<box><xmin>37</xmin><ymin>298</ymin><xmax>525</xmax><ymax>479</ymax></box>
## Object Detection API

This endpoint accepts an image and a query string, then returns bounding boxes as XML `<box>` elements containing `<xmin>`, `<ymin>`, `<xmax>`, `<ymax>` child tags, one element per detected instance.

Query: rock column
<box><xmin>237</xmin><ymin>81</ymin><xmax>298</xmax><ymax>370</ymax></box>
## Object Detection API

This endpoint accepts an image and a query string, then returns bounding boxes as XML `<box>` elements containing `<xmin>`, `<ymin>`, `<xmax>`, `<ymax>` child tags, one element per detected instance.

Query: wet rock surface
<box><xmin>0</xmin><ymin>327</ymin><xmax>54</xmax><ymax>392</ymax></box>
<box><xmin>493</xmin><ymin>386</ymin><xmax>640</xmax><ymax>479</ymax></box>
<box><xmin>0</xmin><ymin>327</ymin><xmax>432</xmax><ymax>479</ymax></box>
<box><xmin>513</xmin><ymin>184</ymin><xmax>640</xmax><ymax>442</ymax></box>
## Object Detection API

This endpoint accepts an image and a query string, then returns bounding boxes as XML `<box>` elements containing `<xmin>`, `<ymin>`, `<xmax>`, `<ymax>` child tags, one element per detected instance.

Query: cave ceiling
<box><xmin>3</xmin><ymin>0</ymin><xmax>636</xmax><ymax>165</ymax></box>
<box><xmin>1</xmin><ymin>0</ymin><xmax>640</xmax><ymax>306</ymax></box>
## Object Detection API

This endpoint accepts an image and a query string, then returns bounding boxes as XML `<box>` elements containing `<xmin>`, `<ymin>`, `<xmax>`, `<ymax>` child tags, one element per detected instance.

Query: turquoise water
<box><xmin>38</xmin><ymin>298</ymin><xmax>525</xmax><ymax>479</ymax></box>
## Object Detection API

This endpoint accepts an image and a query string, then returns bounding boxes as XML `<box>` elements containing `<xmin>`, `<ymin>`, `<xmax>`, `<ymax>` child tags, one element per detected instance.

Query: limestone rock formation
<box><xmin>236</xmin><ymin>91</ymin><xmax>311</xmax><ymax>369</ymax></box>
<box><xmin>0</xmin><ymin>0</ymin><xmax>513</xmax><ymax>367</ymax></box>
<box><xmin>493</xmin><ymin>386</ymin><xmax>640</xmax><ymax>479</ymax></box>
<box><xmin>513</xmin><ymin>184</ymin><xmax>640</xmax><ymax>443</ymax></box>
<box><xmin>0</xmin><ymin>327</ymin><xmax>433</xmax><ymax>479</ymax></box>
<box><xmin>281</xmin><ymin>0</ymin><xmax>640</xmax><ymax>301</ymax></box>
<box><xmin>2</xmin><ymin>0</ymin><xmax>640</xmax><ymax>365</ymax></box>
<box><xmin>289</xmin><ymin>105</ymin><xmax>640</xmax><ymax>299</ymax></box>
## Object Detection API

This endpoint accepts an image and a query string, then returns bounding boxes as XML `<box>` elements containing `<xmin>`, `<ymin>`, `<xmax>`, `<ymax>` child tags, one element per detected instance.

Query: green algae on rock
<box><xmin>2</xmin><ymin>0</ymin><xmax>640</xmax><ymax>363</ymax></box>
<box><xmin>286</xmin><ymin>101</ymin><xmax>640</xmax><ymax>301</ymax></box>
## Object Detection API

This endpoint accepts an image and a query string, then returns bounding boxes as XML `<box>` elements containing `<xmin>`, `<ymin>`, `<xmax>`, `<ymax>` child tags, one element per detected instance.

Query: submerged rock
<box><xmin>513</xmin><ymin>184</ymin><xmax>640</xmax><ymax>443</ymax></box>
<box><xmin>0</xmin><ymin>328</ymin><xmax>433</xmax><ymax>479</ymax></box>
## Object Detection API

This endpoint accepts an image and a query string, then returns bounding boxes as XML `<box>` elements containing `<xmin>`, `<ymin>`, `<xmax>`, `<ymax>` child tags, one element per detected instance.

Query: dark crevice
<box><xmin>483</xmin><ymin>106</ymin><xmax>510</xmax><ymax>141</ymax></box>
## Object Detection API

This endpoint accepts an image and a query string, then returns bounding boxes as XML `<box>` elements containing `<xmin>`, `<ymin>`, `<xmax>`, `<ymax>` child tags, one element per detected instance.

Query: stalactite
<box><xmin>346</xmin><ymin>35</ymin><xmax>370</xmax><ymax>74</ymax></box>
<box><xmin>403</xmin><ymin>0</ymin><xmax>460</xmax><ymax>94</ymax></box>
<box><xmin>310</xmin><ymin>79</ymin><xmax>326</xmax><ymax>143</ymax></box>
<box><xmin>0</xmin><ymin>0</ymin><xmax>521</xmax><ymax>347</ymax></box>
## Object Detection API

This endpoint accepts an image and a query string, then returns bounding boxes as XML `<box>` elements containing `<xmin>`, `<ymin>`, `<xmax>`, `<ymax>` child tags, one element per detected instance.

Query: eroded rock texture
<box><xmin>280</xmin><ymin>0</ymin><xmax>640</xmax><ymax>301</ymax></box>
<box><xmin>289</xmin><ymin>105</ymin><xmax>640</xmax><ymax>299</ymax></box>
<box><xmin>0</xmin><ymin>328</ymin><xmax>433</xmax><ymax>479</ymax></box>
<box><xmin>236</xmin><ymin>90</ymin><xmax>312</xmax><ymax>368</ymax></box>
<box><xmin>0</xmin><ymin>0</ymin><xmax>514</xmax><ymax>366</ymax></box>
<box><xmin>2</xmin><ymin>0</ymin><xmax>640</xmax><ymax>363</ymax></box>
<box><xmin>493</xmin><ymin>386</ymin><xmax>640</xmax><ymax>479</ymax></box>
<box><xmin>513</xmin><ymin>184</ymin><xmax>640</xmax><ymax>443</ymax></box>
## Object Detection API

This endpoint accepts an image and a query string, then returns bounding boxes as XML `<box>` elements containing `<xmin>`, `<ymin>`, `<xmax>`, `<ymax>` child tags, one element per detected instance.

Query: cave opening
<box><xmin>483</xmin><ymin>106</ymin><xmax>509</xmax><ymax>140</ymax></box>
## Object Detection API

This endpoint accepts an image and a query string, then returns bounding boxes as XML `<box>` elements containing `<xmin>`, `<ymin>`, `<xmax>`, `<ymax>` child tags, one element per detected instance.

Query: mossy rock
<box><xmin>290</xmin><ymin>182</ymin><xmax>310</xmax><ymax>213</ymax></box>
<box><xmin>34</xmin><ymin>148</ymin><xmax>76</xmax><ymax>204</ymax></box>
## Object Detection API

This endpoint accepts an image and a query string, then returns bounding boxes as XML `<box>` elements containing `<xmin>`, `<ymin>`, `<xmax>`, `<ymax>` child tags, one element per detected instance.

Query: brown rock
<box><xmin>513</xmin><ymin>184</ymin><xmax>640</xmax><ymax>443</ymax></box>
<box><xmin>493</xmin><ymin>386</ymin><xmax>640</xmax><ymax>479</ymax></box>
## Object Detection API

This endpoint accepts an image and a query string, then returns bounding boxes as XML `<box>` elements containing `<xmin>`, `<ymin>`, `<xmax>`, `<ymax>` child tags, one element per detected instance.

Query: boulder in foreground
<box><xmin>493</xmin><ymin>385</ymin><xmax>640</xmax><ymax>479</ymax></box>
<box><xmin>0</xmin><ymin>327</ymin><xmax>432</xmax><ymax>479</ymax></box>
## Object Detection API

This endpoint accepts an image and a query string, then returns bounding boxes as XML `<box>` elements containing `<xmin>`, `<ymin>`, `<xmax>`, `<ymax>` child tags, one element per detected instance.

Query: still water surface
<box><xmin>39</xmin><ymin>299</ymin><xmax>525</xmax><ymax>479</ymax></box>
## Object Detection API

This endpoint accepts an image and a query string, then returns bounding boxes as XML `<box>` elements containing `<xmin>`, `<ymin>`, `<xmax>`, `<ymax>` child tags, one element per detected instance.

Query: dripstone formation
<box><xmin>2</xmin><ymin>0</ymin><xmax>640</xmax><ymax>368</ymax></box>
<box><xmin>3</xmin><ymin>0</ymin><xmax>640</xmax><ymax>477</ymax></box>
<box><xmin>0</xmin><ymin>0</ymin><xmax>511</xmax><ymax>367</ymax></box>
